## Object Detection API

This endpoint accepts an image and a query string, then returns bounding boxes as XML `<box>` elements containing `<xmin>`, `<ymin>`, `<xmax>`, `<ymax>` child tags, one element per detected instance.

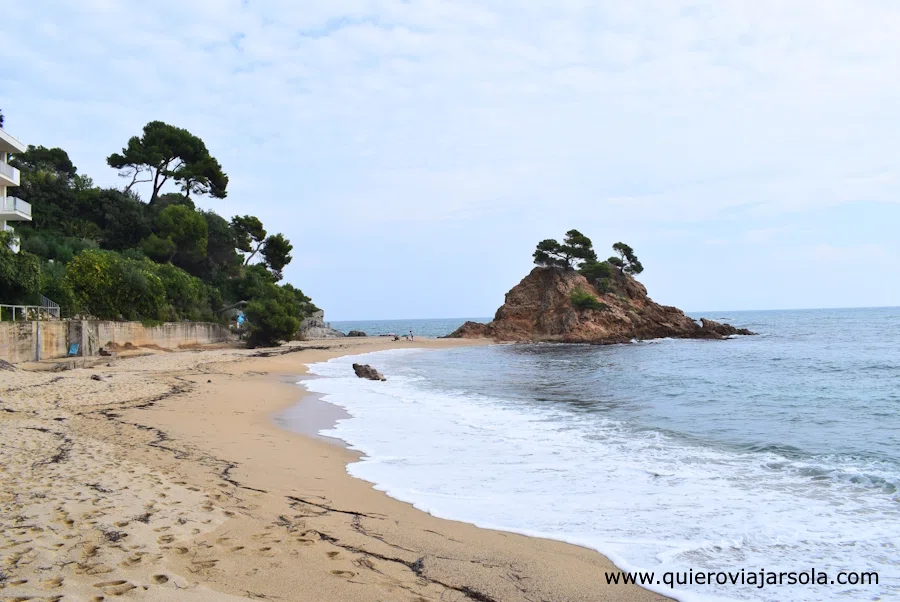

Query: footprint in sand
<box><xmin>151</xmin><ymin>574</ymin><xmax>169</xmax><ymax>584</ymax></box>
<box><xmin>191</xmin><ymin>559</ymin><xmax>219</xmax><ymax>570</ymax></box>
<box><xmin>93</xmin><ymin>579</ymin><xmax>137</xmax><ymax>596</ymax></box>
<box><xmin>330</xmin><ymin>570</ymin><xmax>355</xmax><ymax>578</ymax></box>
<box><xmin>296</xmin><ymin>538</ymin><xmax>315</xmax><ymax>546</ymax></box>
<box><xmin>157</xmin><ymin>534</ymin><xmax>175</xmax><ymax>544</ymax></box>
<box><xmin>41</xmin><ymin>575</ymin><xmax>64</xmax><ymax>588</ymax></box>
<box><xmin>326</xmin><ymin>551</ymin><xmax>340</xmax><ymax>559</ymax></box>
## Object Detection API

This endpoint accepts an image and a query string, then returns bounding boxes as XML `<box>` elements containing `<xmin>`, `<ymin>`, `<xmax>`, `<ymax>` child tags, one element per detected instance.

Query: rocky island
<box><xmin>448</xmin><ymin>230</ymin><xmax>753</xmax><ymax>344</ymax></box>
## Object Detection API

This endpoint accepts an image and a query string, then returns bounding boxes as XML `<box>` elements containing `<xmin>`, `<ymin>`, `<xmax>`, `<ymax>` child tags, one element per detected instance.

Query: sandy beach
<box><xmin>0</xmin><ymin>337</ymin><xmax>669</xmax><ymax>602</ymax></box>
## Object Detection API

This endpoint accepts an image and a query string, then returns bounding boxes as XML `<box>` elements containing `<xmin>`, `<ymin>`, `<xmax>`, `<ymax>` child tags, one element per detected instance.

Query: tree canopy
<box><xmin>610</xmin><ymin>242</ymin><xmax>644</xmax><ymax>275</ymax></box>
<box><xmin>4</xmin><ymin>130</ymin><xmax>312</xmax><ymax>346</ymax></box>
<box><xmin>106</xmin><ymin>121</ymin><xmax>229</xmax><ymax>203</ymax></box>
<box><xmin>532</xmin><ymin>229</ymin><xmax>597</xmax><ymax>269</ymax></box>
<box><xmin>532</xmin><ymin>232</ymin><xmax>646</xmax><ymax>295</ymax></box>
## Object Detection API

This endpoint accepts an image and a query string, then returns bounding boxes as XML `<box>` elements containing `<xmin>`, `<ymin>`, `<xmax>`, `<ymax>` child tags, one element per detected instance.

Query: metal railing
<box><xmin>1</xmin><ymin>304</ymin><xmax>54</xmax><ymax>322</ymax></box>
<box><xmin>0</xmin><ymin>195</ymin><xmax>30</xmax><ymax>217</ymax></box>
<box><xmin>0</xmin><ymin>162</ymin><xmax>20</xmax><ymax>185</ymax></box>
<box><xmin>0</xmin><ymin>296</ymin><xmax>61</xmax><ymax>322</ymax></box>
<box><xmin>41</xmin><ymin>295</ymin><xmax>61</xmax><ymax>319</ymax></box>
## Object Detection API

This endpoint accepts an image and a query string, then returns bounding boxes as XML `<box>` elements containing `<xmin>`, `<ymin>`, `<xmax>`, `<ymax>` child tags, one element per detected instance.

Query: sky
<box><xmin>2</xmin><ymin>0</ymin><xmax>900</xmax><ymax>319</ymax></box>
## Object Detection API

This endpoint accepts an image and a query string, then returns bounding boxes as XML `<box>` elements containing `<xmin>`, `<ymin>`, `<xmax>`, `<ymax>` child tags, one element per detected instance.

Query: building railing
<box><xmin>0</xmin><ymin>127</ymin><xmax>26</xmax><ymax>152</ymax></box>
<box><xmin>0</xmin><ymin>196</ymin><xmax>30</xmax><ymax>217</ymax></box>
<box><xmin>0</xmin><ymin>162</ymin><xmax>21</xmax><ymax>185</ymax></box>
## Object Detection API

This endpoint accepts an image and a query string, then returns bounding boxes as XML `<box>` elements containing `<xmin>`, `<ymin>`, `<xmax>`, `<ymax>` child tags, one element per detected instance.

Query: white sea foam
<box><xmin>298</xmin><ymin>349</ymin><xmax>899</xmax><ymax>602</ymax></box>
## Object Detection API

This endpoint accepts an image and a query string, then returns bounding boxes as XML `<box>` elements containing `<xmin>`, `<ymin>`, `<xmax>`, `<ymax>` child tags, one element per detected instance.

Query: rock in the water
<box><xmin>352</xmin><ymin>363</ymin><xmax>386</xmax><ymax>381</ymax></box>
<box><xmin>697</xmin><ymin>318</ymin><xmax>754</xmax><ymax>339</ymax></box>
<box><xmin>445</xmin><ymin>267</ymin><xmax>754</xmax><ymax>343</ymax></box>
<box><xmin>347</xmin><ymin>330</ymin><xmax>367</xmax><ymax>337</ymax></box>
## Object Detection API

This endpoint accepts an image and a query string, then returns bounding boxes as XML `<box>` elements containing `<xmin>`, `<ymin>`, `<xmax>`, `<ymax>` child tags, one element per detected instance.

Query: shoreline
<box><xmin>0</xmin><ymin>337</ymin><xmax>671</xmax><ymax>601</ymax></box>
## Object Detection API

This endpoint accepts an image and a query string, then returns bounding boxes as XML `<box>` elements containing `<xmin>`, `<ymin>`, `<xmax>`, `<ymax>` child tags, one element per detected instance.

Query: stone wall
<box><xmin>0</xmin><ymin>320</ymin><xmax>234</xmax><ymax>364</ymax></box>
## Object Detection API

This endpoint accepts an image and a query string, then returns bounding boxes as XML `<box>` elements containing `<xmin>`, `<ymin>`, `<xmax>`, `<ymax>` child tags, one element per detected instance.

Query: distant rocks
<box><xmin>352</xmin><ymin>363</ymin><xmax>386</xmax><ymax>381</ymax></box>
<box><xmin>697</xmin><ymin>318</ymin><xmax>754</xmax><ymax>338</ymax></box>
<box><xmin>347</xmin><ymin>330</ymin><xmax>367</xmax><ymax>337</ymax></box>
<box><xmin>446</xmin><ymin>267</ymin><xmax>755</xmax><ymax>344</ymax></box>
<box><xmin>297</xmin><ymin>310</ymin><xmax>346</xmax><ymax>340</ymax></box>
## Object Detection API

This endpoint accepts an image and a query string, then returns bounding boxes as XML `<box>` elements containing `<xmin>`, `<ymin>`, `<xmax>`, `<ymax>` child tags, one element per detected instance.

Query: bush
<box><xmin>0</xmin><ymin>232</ymin><xmax>41</xmax><ymax>304</ymax></box>
<box><xmin>570</xmin><ymin>287</ymin><xmax>609</xmax><ymax>311</ymax></box>
<box><xmin>64</xmin><ymin>249</ymin><xmax>166</xmax><ymax>320</ymax></box>
<box><xmin>39</xmin><ymin>260</ymin><xmax>77</xmax><ymax>311</ymax></box>
<box><xmin>154</xmin><ymin>262</ymin><xmax>214</xmax><ymax>321</ymax></box>
<box><xmin>579</xmin><ymin>260</ymin><xmax>612</xmax><ymax>282</ymax></box>
<box><xmin>244</xmin><ymin>297</ymin><xmax>301</xmax><ymax>347</ymax></box>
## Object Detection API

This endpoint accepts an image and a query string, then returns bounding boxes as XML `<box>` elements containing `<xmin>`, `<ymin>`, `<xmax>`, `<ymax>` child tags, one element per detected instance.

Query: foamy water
<box><xmin>297</xmin><ymin>309</ymin><xmax>900</xmax><ymax>601</ymax></box>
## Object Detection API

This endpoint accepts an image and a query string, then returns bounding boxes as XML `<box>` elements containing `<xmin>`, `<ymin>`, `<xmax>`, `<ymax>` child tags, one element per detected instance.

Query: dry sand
<box><xmin>0</xmin><ymin>337</ymin><xmax>670</xmax><ymax>601</ymax></box>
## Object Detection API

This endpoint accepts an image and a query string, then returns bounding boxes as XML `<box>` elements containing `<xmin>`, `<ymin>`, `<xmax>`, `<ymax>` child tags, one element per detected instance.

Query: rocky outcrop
<box><xmin>347</xmin><ymin>330</ymin><xmax>367</xmax><ymax>337</ymax></box>
<box><xmin>352</xmin><ymin>363</ymin><xmax>386</xmax><ymax>381</ymax></box>
<box><xmin>447</xmin><ymin>267</ymin><xmax>754</xmax><ymax>344</ymax></box>
<box><xmin>297</xmin><ymin>310</ymin><xmax>346</xmax><ymax>340</ymax></box>
<box><xmin>697</xmin><ymin>318</ymin><xmax>753</xmax><ymax>338</ymax></box>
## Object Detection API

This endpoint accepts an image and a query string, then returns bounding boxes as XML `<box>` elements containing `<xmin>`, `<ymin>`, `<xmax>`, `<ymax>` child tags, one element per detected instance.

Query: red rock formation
<box><xmin>447</xmin><ymin>267</ymin><xmax>753</xmax><ymax>343</ymax></box>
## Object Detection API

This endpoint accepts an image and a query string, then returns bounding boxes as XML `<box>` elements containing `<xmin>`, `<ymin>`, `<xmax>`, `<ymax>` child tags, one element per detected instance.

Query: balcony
<box><xmin>0</xmin><ymin>161</ymin><xmax>20</xmax><ymax>186</ymax></box>
<box><xmin>0</xmin><ymin>127</ymin><xmax>27</xmax><ymax>154</ymax></box>
<box><xmin>0</xmin><ymin>196</ymin><xmax>31</xmax><ymax>221</ymax></box>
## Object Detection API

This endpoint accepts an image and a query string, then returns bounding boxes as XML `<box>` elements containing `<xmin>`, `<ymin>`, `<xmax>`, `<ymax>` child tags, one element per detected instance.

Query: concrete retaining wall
<box><xmin>0</xmin><ymin>320</ymin><xmax>234</xmax><ymax>364</ymax></box>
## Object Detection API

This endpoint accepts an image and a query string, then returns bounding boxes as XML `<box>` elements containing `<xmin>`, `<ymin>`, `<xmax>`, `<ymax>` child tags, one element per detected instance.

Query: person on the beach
<box><xmin>409</xmin><ymin>330</ymin><xmax>414</xmax><ymax>341</ymax></box>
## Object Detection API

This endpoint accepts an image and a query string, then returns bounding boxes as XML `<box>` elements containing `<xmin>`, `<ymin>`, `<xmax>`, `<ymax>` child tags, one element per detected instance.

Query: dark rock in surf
<box><xmin>352</xmin><ymin>363</ymin><xmax>386</xmax><ymax>381</ymax></box>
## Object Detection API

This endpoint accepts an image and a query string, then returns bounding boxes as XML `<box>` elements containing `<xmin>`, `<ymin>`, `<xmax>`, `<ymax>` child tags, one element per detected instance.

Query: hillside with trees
<box><xmin>449</xmin><ymin>230</ymin><xmax>753</xmax><ymax>343</ymax></box>
<box><xmin>1</xmin><ymin>119</ymin><xmax>315</xmax><ymax>346</ymax></box>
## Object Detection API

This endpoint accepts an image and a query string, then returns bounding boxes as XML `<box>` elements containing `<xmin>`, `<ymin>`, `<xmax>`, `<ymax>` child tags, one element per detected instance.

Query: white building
<box><xmin>0</xmin><ymin>126</ymin><xmax>29</xmax><ymax>253</ymax></box>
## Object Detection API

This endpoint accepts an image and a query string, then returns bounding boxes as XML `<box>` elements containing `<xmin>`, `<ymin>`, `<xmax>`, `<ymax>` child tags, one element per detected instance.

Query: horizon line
<box><xmin>329</xmin><ymin>305</ymin><xmax>900</xmax><ymax>322</ymax></box>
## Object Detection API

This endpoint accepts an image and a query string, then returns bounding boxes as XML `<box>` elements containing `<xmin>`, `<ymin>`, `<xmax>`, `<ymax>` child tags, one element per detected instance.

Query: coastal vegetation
<box><xmin>532</xmin><ymin>229</ymin><xmax>597</xmax><ymax>269</ymax></box>
<box><xmin>2</xmin><ymin>118</ymin><xmax>316</xmax><ymax>345</ymax></box>
<box><xmin>569</xmin><ymin>287</ymin><xmax>608</xmax><ymax>311</ymax></box>
<box><xmin>533</xmin><ymin>230</ymin><xmax>643</xmax><ymax>293</ymax></box>
<box><xmin>450</xmin><ymin>230</ymin><xmax>751</xmax><ymax>342</ymax></box>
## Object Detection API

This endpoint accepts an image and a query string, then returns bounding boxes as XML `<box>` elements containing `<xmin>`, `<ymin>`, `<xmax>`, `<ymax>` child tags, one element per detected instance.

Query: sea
<box><xmin>298</xmin><ymin>308</ymin><xmax>900</xmax><ymax>602</ymax></box>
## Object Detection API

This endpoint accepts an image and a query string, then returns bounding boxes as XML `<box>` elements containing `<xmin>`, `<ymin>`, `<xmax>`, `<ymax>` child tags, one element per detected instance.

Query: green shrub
<box><xmin>154</xmin><ymin>262</ymin><xmax>212</xmax><ymax>321</ymax></box>
<box><xmin>244</xmin><ymin>297</ymin><xmax>301</xmax><ymax>347</ymax></box>
<box><xmin>570</xmin><ymin>287</ymin><xmax>609</xmax><ymax>311</ymax></box>
<box><xmin>579</xmin><ymin>260</ymin><xmax>612</xmax><ymax>282</ymax></box>
<box><xmin>64</xmin><ymin>249</ymin><xmax>166</xmax><ymax>320</ymax></box>
<box><xmin>596</xmin><ymin>277</ymin><xmax>612</xmax><ymax>293</ymax></box>
<box><xmin>0</xmin><ymin>232</ymin><xmax>41</xmax><ymax>304</ymax></box>
<box><xmin>39</xmin><ymin>260</ymin><xmax>77</xmax><ymax>312</ymax></box>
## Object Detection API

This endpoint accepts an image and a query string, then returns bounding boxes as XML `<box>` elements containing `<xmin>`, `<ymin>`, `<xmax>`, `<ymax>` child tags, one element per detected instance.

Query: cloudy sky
<box><xmin>3</xmin><ymin>1</ymin><xmax>899</xmax><ymax>319</ymax></box>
